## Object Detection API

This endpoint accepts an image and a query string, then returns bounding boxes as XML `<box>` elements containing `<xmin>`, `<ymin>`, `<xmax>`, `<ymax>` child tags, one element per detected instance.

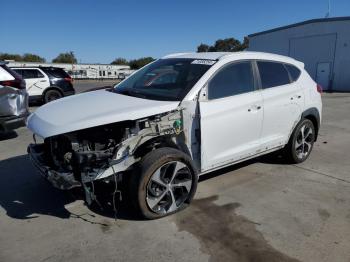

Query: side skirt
<box><xmin>199</xmin><ymin>145</ymin><xmax>284</xmax><ymax>176</ymax></box>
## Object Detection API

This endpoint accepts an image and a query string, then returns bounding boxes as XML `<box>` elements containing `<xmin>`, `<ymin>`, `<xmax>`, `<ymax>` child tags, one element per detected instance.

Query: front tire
<box><xmin>130</xmin><ymin>147</ymin><xmax>198</xmax><ymax>219</ymax></box>
<box><xmin>284</xmin><ymin>118</ymin><xmax>315</xmax><ymax>163</ymax></box>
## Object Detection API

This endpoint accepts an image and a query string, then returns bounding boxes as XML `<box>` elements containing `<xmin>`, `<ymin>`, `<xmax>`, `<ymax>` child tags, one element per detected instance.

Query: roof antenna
<box><xmin>325</xmin><ymin>0</ymin><xmax>331</xmax><ymax>18</ymax></box>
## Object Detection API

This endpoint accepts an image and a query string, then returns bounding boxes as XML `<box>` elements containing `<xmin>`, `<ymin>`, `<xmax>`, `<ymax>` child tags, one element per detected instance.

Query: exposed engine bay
<box><xmin>28</xmin><ymin>108</ymin><xmax>194</xmax><ymax>207</ymax></box>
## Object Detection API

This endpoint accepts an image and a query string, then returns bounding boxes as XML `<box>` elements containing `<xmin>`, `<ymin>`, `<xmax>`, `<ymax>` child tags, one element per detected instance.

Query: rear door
<box><xmin>316</xmin><ymin>62</ymin><xmax>331</xmax><ymax>90</ymax></box>
<box><xmin>199</xmin><ymin>61</ymin><xmax>263</xmax><ymax>171</ymax></box>
<box><xmin>20</xmin><ymin>69</ymin><xmax>49</xmax><ymax>96</ymax></box>
<box><xmin>256</xmin><ymin>61</ymin><xmax>303</xmax><ymax>149</ymax></box>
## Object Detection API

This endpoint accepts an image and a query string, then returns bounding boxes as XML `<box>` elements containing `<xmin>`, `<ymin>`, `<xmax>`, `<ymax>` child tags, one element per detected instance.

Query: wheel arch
<box><xmin>42</xmin><ymin>86</ymin><xmax>64</xmax><ymax>98</ymax></box>
<box><xmin>301</xmin><ymin>107</ymin><xmax>320</xmax><ymax>141</ymax></box>
<box><xmin>129</xmin><ymin>146</ymin><xmax>198</xmax><ymax>219</ymax></box>
<box><xmin>133</xmin><ymin>135</ymin><xmax>192</xmax><ymax>161</ymax></box>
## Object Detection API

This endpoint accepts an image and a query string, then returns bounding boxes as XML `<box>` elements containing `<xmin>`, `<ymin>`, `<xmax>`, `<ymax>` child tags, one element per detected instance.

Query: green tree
<box><xmin>197</xmin><ymin>43</ymin><xmax>210</xmax><ymax>53</ymax></box>
<box><xmin>22</xmin><ymin>53</ymin><xmax>46</xmax><ymax>62</ymax></box>
<box><xmin>0</xmin><ymin>53</ymin><xmax>22</xmax><ymax>61</ymax></box>
<box><xmin>196</xmin><ymin>37</ymin><xmax>249</xmax><ymax>52</ymax></box>
<box><xmin>213</xmin><ymin>38</ymin><xmax>242</xmax><ymax>52</ymax></box>
<box><xmin>111</xmin><ymin>57</ymin><xmax>129</xmax><ymax>65</ymax></box>
<box><xmin>52</xmin><ymin>51</ymin><xmax>77</xmax><ymax>64</ymax></box>
<box><xmin>129</xmin><ymin>57</ymin><xmax>155</xmax><ymax>70</ymax></box>
<box><xmin>241</xmin><ymin>36</ymin><xmax>249</xmax><ymax>50</ymax></box>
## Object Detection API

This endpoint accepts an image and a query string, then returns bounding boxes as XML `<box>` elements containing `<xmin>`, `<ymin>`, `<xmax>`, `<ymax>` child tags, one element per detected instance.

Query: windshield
<box><xmin>113</xmin><ymin>58</ymin><xmax>215</xmax><ymax>101</ymax></box>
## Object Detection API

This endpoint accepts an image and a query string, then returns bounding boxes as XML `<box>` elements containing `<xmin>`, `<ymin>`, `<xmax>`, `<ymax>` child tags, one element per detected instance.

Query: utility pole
<box><xmin>325</xmin><ymin>0</ymin><xmax>331</xmax><ymax>18</ymax></box>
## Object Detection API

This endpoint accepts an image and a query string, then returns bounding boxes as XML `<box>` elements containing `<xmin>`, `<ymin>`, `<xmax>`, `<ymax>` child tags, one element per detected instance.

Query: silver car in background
<box><xmin>0</xmin><ymin>61</ymin><xmax>29</xmax><ymax>133</ymax></box>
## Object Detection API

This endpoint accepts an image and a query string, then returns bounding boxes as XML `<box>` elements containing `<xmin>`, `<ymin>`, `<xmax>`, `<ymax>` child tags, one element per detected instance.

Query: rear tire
<box><xmin>129</xmin><ymin>147</ymin><xmax>198</xmax><ymax>219</ymax></box>
<box><xmin>284</xmin><ymin>118</ymin><xmax>315</xmax><ymax>164</ymax></box>
<box><xmin>43</xmin><ymin>89</ymin><xmax>62</xmax><ymax>103</ymax></box>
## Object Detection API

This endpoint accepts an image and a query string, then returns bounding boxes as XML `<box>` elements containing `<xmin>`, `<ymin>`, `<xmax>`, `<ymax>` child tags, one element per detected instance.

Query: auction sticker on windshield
<box><xmin>191</xmin><ymin>60</ymin><xmax>216</xmax><ymax>65</ymax></box>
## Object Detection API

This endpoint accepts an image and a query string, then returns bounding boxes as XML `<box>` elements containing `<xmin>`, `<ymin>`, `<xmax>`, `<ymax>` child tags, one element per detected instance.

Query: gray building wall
<box><xmin>248</xmin><ymin>18</ymin><xmax>350</xmax><ymax>91</ymax></box>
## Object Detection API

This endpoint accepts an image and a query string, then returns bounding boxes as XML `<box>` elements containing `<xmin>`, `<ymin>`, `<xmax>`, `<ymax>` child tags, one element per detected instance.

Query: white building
<box><xmin>248</xmin><ymin>17</ymin><xmax>350</xmax><ymax>91</ymax></box>
<box><xmin>7</xmin><ymin>61</ymin><xmax>132</xmax><ymax>79</ymax></box>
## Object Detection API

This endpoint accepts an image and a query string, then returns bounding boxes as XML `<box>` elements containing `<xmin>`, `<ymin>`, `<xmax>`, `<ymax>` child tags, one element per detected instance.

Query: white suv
<box><xmin>11</xmin><ymin>67</ymin><xmax>75</xmax><ymax>103</ymax></box>
<box><xmin>27</xmin><ymin>52</ymin><xmax>322</xmax><ymax>219</ymax></box>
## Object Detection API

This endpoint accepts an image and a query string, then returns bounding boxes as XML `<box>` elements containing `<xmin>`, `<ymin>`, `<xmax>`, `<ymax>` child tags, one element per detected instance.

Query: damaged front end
<box><xmin>28</xmin><ymin>109</ymin><xmax>185</xmax><ymax>204</ymax></box>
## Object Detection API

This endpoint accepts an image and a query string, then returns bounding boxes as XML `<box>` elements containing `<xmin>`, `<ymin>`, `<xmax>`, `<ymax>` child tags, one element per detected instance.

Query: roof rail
<box><xmin>216</xmin><ymin>52</ymin><xmax>237</xmax><ymax>60</ymax></box>
<box><xmin>162</xmin><ymin>52</ymin><xmax>192</xmax><ymax>58</ymax></box>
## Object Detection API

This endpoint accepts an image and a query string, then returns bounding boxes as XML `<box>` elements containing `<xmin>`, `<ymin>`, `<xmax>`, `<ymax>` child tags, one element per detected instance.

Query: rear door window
<box><xmin>41</xmin><ymin>68</ymin><xmax>70</xmax><ymax>78</ymax></box>
<box><xmin>12</xmin><ymin>69</ymin><xmax>23</xmax><ymax>77</ymax></box>
<box><xmin>257</xmin><ymin>61</ymin><xmax>291</xmax><ymax>89</ymax></box>
<box><xmin>21</xmin><ymin>69</ymin><xmax>44</xmax><ymax>79</ymax></box>
<box><xmin>208</xmin><ymin>61</ymin><xmax>255</xmax><ymax>100</ymax></box>
<box><xmin>1</xmin><ymin>65</ymin><xmax>22</xmax><ymax>80</ymax></box>
<box><xmin>285</xmin><ymin>64</ymin><xmax>301</xmax><ymax>82</ymax></box>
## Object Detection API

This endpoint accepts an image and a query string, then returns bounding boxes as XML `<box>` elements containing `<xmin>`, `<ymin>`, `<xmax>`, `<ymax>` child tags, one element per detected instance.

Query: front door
<box><xmin>316</xmin><ymin>62</ymin><xmax>331</xmax><ymax>90</ymax></box>
<box><xmin>199</xmin><ymin>61</ymin><xmax>263</xmax><ymax>171</ymax></box>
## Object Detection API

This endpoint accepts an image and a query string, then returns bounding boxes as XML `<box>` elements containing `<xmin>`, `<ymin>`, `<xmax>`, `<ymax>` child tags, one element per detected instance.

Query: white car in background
<box><xmin>11</xmin><ymin>67</ymin><xmax>75</xmax><ymax>104</ymax></box>
<box><xmin>27</xmin><ymin>52</ymin><xmax>322</xmax><ymax>219</ymax></box>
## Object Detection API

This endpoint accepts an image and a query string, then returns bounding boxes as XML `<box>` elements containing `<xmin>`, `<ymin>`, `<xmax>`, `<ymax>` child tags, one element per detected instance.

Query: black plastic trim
<box><xmin>0</xmin><ymin>115</ymin><xmax>27</xmax><ymax>131</ymax></box>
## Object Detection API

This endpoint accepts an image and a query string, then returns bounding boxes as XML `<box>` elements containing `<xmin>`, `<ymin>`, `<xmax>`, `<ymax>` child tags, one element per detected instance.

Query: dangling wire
<box><xmin>111</xmin><ymin>166</ymin><xmax>122</xmax><ymax>221</ymax></box>
<box><xmin>91</xmin><ymin>178</ymin><xmax>103</xmax><ymax>210</ymax></box>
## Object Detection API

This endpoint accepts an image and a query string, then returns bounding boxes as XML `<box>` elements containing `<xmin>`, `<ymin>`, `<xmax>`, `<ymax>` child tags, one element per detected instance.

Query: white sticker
<box><xmin>191</xmin><ymin>59</ymin><xmax>216</xmax><ymax>65</ymax></box>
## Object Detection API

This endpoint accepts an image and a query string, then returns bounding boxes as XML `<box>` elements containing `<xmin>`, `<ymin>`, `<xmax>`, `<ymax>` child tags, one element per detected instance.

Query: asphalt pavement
<box><xmin>0</xmin><ymin>91</ymin><xmax>350</xmax><ymax>262</ymax></box>
<box><xmin>73</xmin><ymin>79</ymin><xmax>119</xmax><ymax>93</ymax></box>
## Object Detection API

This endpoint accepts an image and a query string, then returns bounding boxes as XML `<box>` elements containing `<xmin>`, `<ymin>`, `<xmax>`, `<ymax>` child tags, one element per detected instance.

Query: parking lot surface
<box><xmin>73</xmin><ymin>79</ymin><xmax>119</xmax><ymax>93</ymax></box>
<box><xmin>0</xmin><ymin>93</ymin><xmax>350</xmax><ymax>262</ymax></box>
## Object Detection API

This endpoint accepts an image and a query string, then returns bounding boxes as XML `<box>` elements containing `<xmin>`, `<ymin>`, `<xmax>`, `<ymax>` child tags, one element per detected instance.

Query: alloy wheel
<box><xmin>146</xmin><ymin>161</ymin><xmax>193</xmax><ymax>214</ymax></box>
<box><xmin>47</xmin><ymin>93</ymin><xmax>60</xmax><ymax>102</ymax></box>
<box><xmin>295</xmin><ymin>123</ymin><xmax>314</xmax><ymax>160</ymax></box>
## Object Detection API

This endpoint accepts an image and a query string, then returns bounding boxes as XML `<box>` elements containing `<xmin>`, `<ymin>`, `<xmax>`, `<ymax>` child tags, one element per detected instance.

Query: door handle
<box><xmin>40</xmin><ymin>80</ymin><xmax>47</xmax><ymax>82</ymax></box>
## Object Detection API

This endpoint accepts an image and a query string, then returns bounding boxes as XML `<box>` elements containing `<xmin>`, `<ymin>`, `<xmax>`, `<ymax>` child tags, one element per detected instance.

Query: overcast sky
<box><xmin>1</xmin><ymin>0</ymin><xmax>349</xmax><ymax>63</ymax></box>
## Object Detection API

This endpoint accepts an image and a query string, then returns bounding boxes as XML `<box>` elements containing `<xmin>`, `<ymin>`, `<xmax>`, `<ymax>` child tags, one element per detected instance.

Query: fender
<box><xmin>301</xmin><ymin>107</ymin><xmax>320</xmax><ymax>141</ymax></box>
<box><xmin>43</xmin><ymin>86</ymin><xmax>64</xmax><ymax>96</ymax></box>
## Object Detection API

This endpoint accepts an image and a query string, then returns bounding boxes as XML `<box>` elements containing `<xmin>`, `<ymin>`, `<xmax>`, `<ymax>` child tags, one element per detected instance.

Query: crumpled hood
<box><xmin>27</xmin><ymin>90</ymin><xmax>180</xmax><ymax>138</ymax></box>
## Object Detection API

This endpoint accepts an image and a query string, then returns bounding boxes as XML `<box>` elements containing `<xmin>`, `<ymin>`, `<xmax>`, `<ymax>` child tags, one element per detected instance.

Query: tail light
<box><xmin>64</xmin><ymin>77</ymin><xmax>73</xmax><ymax>83</ymax></box>
<box><xmin>316</xmin><ymin>84</ymin><xmax>323</xmax><ymax>93</ymax></box>
<box><xmin>0</xmin><ymin>79</ymin><xmax>26</xmax><ymax>90</ymax></box>
<box><xmin>0</xmin><ymin>65</ymin><xmax>26</xmax><ymax>89</ymax></box>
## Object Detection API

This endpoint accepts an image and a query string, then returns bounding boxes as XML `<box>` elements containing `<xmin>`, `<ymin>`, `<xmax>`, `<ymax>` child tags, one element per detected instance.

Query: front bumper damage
<box><xmin>28</xmin><ymin>144</ymin><xmax>81</xmax><ymax>190</ymax></box>
<box><xmin>27</xmin><ymin>109</ymin><xmax>185</xmax><ymax>208</ymax></box>
<box><xmin>28</xmin><ymin>141</ymin><xmax>138</xmax><ymax>207</ymax></box>
<box><xmin>27</xmin><ymin>143</ymin><xmax>137</xmax><ymax>191</ymax></box>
